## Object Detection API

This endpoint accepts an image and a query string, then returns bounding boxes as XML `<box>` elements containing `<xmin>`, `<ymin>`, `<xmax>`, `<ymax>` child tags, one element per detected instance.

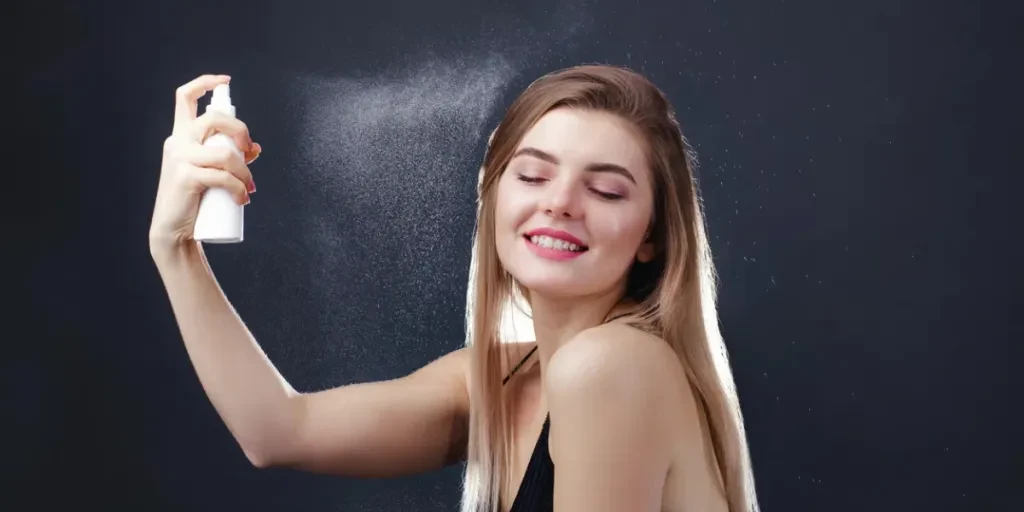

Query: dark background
<box><xmin>10</xmin><ymin>0</ymin><xmax>1019</xmax><ymax>510</ymax></box>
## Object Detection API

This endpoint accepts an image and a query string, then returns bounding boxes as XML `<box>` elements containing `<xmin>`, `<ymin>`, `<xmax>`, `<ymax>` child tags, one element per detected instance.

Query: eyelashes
<box><xmin>515</xmin><ymin>174</ymin><xmax>624</xmax><ymax>200</ymax></box>
<box><xmin>517</xmin><ymin>175</ymin><xmax>545</xmax><ymax>184</ymax></box>
<box><xmin>593</xmin><ymin>190</ymin><xmax>624</xmax><ymax>200</ymax></box>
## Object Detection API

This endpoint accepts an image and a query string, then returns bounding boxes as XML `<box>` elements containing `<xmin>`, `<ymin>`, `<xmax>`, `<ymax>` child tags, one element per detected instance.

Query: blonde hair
<box><xmin>461</xmin><ymin>65</ymin><xmax>758</xmax><ymax>512</ymax></box>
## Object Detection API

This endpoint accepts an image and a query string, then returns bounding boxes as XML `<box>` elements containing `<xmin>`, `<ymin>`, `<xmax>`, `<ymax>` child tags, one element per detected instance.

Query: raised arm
<box><xmin>149</xmin><ymin>74</ymin><xmax>470</xmax><ymax>477</ymax></box>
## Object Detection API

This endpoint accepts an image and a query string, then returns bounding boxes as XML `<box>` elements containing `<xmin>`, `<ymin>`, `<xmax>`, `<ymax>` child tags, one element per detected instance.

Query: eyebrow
<box><xmin>511</xmin><ymin>146</ymin><xmax>637</xmax><ymax>184</ymax></box>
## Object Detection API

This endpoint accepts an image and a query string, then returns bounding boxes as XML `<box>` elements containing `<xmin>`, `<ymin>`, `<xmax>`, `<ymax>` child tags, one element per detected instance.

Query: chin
<box><xmin>510</xmin><ymin>264</ymin><xmax>615</xmax><ymax>300</ymax></box>
<box><xmin>515</xmin><ymin>276</ymin><xmax>587</xmax><ymax>299</ymax></box>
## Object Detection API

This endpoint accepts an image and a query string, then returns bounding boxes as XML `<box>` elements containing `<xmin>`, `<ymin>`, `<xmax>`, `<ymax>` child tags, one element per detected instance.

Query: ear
<box><xmin>636</xmin><ymin>223</ymin><xmax>656</xmax><ymax>263</ymax></box>
<box><xmin>636</xmin><ymin>239</ymin><xmax>656</xmax><ymax>263</ymax></box>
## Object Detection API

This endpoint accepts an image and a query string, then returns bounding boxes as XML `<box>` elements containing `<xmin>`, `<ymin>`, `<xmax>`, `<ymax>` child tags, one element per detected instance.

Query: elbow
<box><xmin>240</xmin><ymin>427</ymin><xmax>302</xmax><ymax>470</ymax></box>
<box><xmin>240</xmin><ymin>430</ymin><xmax>295</xmax><ymax>469</ymax></box>
<box><xmin>239</xmin><ymin>397</ymin><xmax>306</xmax><ymax>470</ymax></box>
<box><xmin>243</xmin><ymin>447</ymin><xmax>275</xmax><ymax>469</ymax></box>
<box><xmin>244</xmin><ymin>444</ymin><xmax>299</xmax><ymax>470</ymax></box>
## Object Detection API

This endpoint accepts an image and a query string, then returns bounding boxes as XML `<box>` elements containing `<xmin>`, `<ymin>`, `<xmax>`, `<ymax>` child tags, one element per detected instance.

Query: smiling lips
<box><xmin>523</xmin><ymin>228</ymin><xmax>588</xmax><ymax>261</ymax></box>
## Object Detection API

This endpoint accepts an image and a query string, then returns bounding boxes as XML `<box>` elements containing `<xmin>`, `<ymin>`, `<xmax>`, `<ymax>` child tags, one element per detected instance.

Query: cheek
<box><xmin>593</xmin><ymin>213</ymin><xmax>649</xmax><ymax>255</ymax></box>
<box><xmin>493</xmin><ymin>184</ymin><xmax>530</xmax><ymax>268</ymax></box>
<box><xmin>494</xmin><ymin>179</ymin><xmax>534</xmax><ymax>232</ymax></box>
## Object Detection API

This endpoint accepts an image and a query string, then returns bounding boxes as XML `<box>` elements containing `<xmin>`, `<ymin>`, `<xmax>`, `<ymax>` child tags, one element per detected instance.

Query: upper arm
<box><xmin>546</xmin><ymin>326</ymin><xmax>676</xmax><ymax>512</ymax></box>
<box><xmin>273</xmin><ymin>347</ymin><xmax>471</xmax><ymax>478</ymax></box>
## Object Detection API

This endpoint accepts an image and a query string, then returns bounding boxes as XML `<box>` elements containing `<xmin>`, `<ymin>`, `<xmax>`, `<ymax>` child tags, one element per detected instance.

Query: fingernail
<box><xmin>248</xmin><ymin>180</ymin><xmax>257</xmax><ymax>194</ymax></box>
<box><xmin>244</xmin><ymin>192</ymin><xmax>251</xmax><ymax>205</ymax></box>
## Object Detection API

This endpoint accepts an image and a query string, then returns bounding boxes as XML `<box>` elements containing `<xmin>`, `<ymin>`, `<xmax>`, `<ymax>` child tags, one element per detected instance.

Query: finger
<box><xmin>190</xmin><ymin>110</ymin><xmax>250</xmax><ymax>145</ymax></box>
<box><xmin>245</xmin><ymin>142</ymin><xmax>262</xmax><ymax>165</ymax></box>
<box><xmin>186</xmin><ymin>142</ymin><xmax>255</xmax><ymax>190</ymax></box>
<box><xmin>172</xmin><ymin>74</ymin><xmax>231</xmax><ymax>136</ymax></box>
<box><xmin>187</xmin><ymin>165</ymin><xmax>250</xmax><ymax>205</ymax></box>
<box><xmin>231</xmin><ymin>132</ymin><xmax>254</xmax><ymax>155</ymax></box>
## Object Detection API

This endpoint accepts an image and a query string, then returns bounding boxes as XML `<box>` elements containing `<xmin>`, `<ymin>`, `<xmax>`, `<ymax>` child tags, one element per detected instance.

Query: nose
<box><xmin>539</xmin><ymin>179</ymin><xmax>580</xmax><ymax>219</ymax></box>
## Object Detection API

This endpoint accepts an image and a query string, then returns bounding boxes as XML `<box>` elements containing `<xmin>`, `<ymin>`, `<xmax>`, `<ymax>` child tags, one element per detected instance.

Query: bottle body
<box><xmin>193</xmin><ymin>87</ymin><xmax>244</xmax><ymax>244</ymax></box>
<box><xmin>193</xmin><ymin>133</ymin><xmax>244</xmax><ymax>243</ymax></box>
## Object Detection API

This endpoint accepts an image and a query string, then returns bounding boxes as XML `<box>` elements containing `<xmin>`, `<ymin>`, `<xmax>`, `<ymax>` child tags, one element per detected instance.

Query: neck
<box><xmin>527</xmin><ymin>286</ymin><xmax>627</xmax><ymax>371</ymax></box>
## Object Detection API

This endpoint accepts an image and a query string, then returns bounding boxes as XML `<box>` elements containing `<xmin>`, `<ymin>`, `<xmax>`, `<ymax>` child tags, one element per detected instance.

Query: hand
<box><xmin>149</xmin><ymin>74</ymin><xmax>262</xmax><ymax>253</ymax></box>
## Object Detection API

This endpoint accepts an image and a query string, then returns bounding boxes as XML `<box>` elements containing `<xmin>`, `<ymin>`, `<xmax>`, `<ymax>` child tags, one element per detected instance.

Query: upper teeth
<box><xmin>530</xmin><ymin>235</ymin><xmax>583</xmax><ymax>252</ymax></box>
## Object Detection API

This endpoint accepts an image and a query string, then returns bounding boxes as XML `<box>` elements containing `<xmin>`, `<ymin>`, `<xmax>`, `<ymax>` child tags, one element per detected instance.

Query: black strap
<box><xmin>502</xmin><ymin>345</ymin><xmax>539</xmax><ymax>385</ymax></box>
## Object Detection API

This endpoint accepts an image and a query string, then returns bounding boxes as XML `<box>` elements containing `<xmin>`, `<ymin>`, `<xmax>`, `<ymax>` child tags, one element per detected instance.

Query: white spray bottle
<box><xmin>193</xmin><ymin>83</ymin><xmax>244</xmax><ymax>243</ymax></box>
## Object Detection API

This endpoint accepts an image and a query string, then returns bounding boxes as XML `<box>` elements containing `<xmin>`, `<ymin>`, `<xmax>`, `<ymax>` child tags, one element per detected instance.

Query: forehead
<box><xmin>516</xmin><ymin>108</ymin><xmax>648</xmax><ymax>174</ymax></box>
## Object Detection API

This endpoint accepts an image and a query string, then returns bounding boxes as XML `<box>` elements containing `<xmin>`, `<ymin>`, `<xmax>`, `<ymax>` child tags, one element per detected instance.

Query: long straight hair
<box><xmin>461</xmin><ymin>65</ymin><xmax>758</xmax><ymax>512</ymax></box>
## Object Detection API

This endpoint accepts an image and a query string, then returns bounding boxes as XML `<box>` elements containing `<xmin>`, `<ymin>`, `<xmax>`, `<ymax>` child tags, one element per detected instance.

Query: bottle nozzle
<box><xmin>211</xmin><ymin>84</ymin><xmax>232</xmax><ymax>107</ymax></box>
<box><xmin>207</xmin><ymin>83</ymin><xmax>236</xmax><ymax>117</ymax></box>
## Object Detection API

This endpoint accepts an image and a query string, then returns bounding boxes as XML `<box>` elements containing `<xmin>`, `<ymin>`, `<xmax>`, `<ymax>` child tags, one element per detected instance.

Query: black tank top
<box><xmin>503</xmin><ymin>345</ymin><xmax>553</xmax><ymax>512</ymax></box>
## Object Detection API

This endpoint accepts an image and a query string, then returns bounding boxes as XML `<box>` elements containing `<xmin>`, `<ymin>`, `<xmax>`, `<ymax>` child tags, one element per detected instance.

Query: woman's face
<box><xmin>494</xmin><ymin>107</ymin><xmax>656</xmax><ymax>300</ymax></box>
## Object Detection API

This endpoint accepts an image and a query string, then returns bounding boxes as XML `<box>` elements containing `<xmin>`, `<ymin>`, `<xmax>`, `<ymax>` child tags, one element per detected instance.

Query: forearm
<box><xmin>151</xmin><ymin>241</ymin><xmax>300</xmax><ymax>464</ymax></box>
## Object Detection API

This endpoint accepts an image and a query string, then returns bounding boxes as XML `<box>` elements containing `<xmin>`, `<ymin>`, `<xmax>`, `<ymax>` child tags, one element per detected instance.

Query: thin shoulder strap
<box><xmin>605</xmin><ymin>309</ymin><xmax>652</xmax><ymax>331</ymax></box>
<box><xmin>604</xmin><ymin>311</ymin><xmax>633</xmax><ymax>324</ymax></box>
<box><xmin>502</xmin><ymin>345</ymin><xmax>539</xmax><ymax>385</ymax></box>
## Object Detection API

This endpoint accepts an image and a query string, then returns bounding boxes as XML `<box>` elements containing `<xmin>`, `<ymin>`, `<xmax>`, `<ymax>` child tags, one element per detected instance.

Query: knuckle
<box><xmin>163</xmin><ymin>136</ymin><xmax>186</xmax><ymax>157</ymax></box>
<box><xmin>193</xmin><ymin>115</ymin><xmax>212</xmax><ymax>135</ymax></box>
<box><xmin>222</xmin><ymin>173</ymin><xmax>241</xmax><ymax>190</ymax></box>
<box><xmin>172</xmin><ymin>165</ymin><xmax>194</xmax><ymax>188</ymax></box>
<box><xmin>173</xmin><ymin>162</ymin><xmax>191</xmax><ymax>181</ymax></box>
<box><xmin>194</xmin><ymin>110</ymin><xmax>213</xmax><ymax>124</ymax></box>
<box><xmin>175</xmin><ymin>84</ymin><xmax>190</xmax><ymax>101</ymax></box>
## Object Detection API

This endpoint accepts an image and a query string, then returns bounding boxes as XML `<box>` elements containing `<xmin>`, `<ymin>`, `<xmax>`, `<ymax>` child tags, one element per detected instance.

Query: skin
<box><xmin>150</xmin><ymin>75</ymin><xmax>725</xmax><ymax>512</ymax></box>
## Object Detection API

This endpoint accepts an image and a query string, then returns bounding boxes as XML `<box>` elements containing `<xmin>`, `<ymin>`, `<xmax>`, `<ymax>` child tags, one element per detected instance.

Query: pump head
<box><xmin>207</xmin><ymin>84</ymin><xmax>236</xmax><ymax>117</ymax></box>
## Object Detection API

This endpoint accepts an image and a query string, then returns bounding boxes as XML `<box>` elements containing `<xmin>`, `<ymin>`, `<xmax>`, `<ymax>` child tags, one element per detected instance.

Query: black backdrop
<box><xmin>11</xmin><ymin>0</ymin><xmax>1018</xmax><ymax>510</ymax></box>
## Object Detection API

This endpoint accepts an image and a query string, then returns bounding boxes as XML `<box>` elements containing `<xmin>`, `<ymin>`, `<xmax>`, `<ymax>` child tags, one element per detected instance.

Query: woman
<box><xmin>150</xmin><ymin>65</ymin><xmax>759</xmax><ymax>512</ymax></box>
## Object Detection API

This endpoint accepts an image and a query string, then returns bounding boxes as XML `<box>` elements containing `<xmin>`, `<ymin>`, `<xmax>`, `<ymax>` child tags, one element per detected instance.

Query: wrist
<box><xmin>150</xmin><ymin>236</ymin><xmax>203</xmax><ymax>270</ymax></box>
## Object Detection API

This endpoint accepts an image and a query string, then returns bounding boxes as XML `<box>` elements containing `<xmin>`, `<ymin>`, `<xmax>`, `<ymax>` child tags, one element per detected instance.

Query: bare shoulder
<box><xmin>545</xmin><ymin>323</ymin><xmax>684</xmax><ymax>403</ymax></box>
<box><xmin>544</xmin><ymin>324</ymin><xmax>693</xmax><ymax>509</ymax></box>
<box><xmin>545</xmin><ymin>322</ymin><xmax>692</xmax><ymax>453</ymax></box>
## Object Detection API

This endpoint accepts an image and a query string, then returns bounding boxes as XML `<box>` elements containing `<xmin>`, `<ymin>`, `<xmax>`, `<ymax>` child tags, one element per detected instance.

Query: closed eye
<box><xmin>591</xmin><ymin>189</ymin><xmax>623</xmax><ymax>200</ymax></box>
<box><xmin>517</xmin><ymin>174</ymin><xmax>623</xmax><ymax>200</ymax></box>
<box><xmin>517</xmin><ymin>175</ymin><xmax>546</xmax><ymax>184</ymax></box>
